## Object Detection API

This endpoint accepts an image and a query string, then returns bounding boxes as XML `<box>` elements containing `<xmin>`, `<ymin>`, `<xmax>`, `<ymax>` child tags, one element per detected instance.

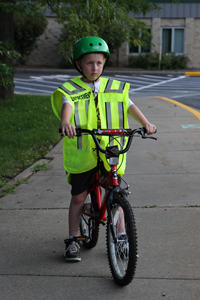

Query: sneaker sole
<box><xmin>65</xmin><ymin>257</ymin><xmax>81</xmax><ymax>262</ymax></box>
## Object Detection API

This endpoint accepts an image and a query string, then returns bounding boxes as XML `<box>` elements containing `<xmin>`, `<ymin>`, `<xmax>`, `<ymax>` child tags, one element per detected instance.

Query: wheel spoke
<box><xmin>107</xmin><ymin>195</ymin><xmax>138</xmax><ymax>286</ymax></box>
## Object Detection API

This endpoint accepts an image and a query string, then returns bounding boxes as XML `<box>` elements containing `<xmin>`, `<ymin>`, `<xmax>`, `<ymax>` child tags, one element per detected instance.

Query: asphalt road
<box><xmin>14</xmin><ymin>71</ymin><xmax>200</xmax><ymax>110</ymax></box>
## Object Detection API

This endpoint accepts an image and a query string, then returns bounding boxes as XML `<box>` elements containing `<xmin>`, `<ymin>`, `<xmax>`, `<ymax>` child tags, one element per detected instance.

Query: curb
<box><xmin>0</xmin><ymin>139</ymin><xmax>63</xmax><ymax>197</ymax></box>
<box><xmin>185</xmin><ymin>72</ymin><xmax>200</xmax><ymax>76</ymax></box>
<box><xmin>0</xmin><ymin>158</ymin><xmax>51</xmax><ymax>196</ymax></box>
<box><xmin>156</xmin><ymin>96</ymin><xmax>200</xmax><ymax>121</ymax></box>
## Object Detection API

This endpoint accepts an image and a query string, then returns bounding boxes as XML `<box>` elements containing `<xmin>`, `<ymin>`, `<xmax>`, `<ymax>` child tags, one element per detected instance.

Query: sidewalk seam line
<box><xmin>1</xmin><ymin>273</ymin><xmax>200</xmax><ymax>281</ymax></box>
<box><xmin>1</xmin><ymin>206</ymin><xmax>199</xmax><ymax>211</ymax></box>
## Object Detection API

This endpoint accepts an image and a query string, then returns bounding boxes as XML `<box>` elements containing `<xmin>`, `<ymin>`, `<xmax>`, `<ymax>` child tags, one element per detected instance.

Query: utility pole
<box><xmin>158</xmin><ymin>31</ymin><xmax>162</xmax><ymax>70</ymax></box>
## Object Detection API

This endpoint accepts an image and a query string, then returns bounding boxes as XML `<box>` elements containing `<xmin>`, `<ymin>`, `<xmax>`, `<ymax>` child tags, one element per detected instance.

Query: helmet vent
<box><xmin>89</xmin><ymin>43</ymin><xmax>93</xmax><ymax>46</ymax></box>
<box><xmin>99</xmin><ymin>43</ymin><xmax>102</xmax><ymax>46</ymax></box>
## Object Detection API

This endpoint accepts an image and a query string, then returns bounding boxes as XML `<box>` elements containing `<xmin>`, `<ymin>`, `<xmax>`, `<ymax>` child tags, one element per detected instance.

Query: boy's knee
<box><xmin>72</xmin><ymin>191</ymin><xmax>87</xmax><ymax>205</ymax></box>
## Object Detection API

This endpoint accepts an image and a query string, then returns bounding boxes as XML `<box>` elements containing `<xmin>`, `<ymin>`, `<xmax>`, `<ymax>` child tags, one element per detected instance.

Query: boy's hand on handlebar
<box><xmin>145</xmin><ymin>123</ymin><xmax>157</xmax><ymax>135</ymax></box>
<box><xmin>61</xmin><ymin>122</ymin><xmax>76</xmax><ymax>139</ymax></box>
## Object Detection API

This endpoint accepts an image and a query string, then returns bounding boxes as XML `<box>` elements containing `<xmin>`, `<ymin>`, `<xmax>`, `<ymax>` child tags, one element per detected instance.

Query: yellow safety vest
<box><xmin>51</xmin><ymin>76</ymin><xmax>130</xmax><ymax>180</ymax></box>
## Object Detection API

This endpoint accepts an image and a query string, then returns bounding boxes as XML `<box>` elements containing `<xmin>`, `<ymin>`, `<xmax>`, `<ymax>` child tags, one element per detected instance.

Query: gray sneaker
<box><xmin>64</xmin><ymin>239</ymin><xmax>81</xmax><ymax>262</ymax></box>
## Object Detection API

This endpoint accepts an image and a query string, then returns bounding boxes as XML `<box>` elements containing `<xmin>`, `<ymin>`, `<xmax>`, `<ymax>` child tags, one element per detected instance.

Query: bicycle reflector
<box><xmin>106</xmin><ymin>146</ymin><xmax>119</xmax><ymax>165</ymax></box>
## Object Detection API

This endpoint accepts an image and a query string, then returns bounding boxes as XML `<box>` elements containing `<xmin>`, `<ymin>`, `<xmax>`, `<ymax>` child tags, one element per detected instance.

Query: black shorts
<box><xmin>70</xmin><ymin>167</ymin><xmax>97</xmax><ymax>196</ymax></box>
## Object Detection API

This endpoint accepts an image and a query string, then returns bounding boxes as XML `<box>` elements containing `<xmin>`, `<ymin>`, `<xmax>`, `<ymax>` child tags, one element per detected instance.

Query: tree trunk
<box><xmin>0</xmin><ymin>0</ymin><xmax>14</xmax><ymax>99</ymax></box>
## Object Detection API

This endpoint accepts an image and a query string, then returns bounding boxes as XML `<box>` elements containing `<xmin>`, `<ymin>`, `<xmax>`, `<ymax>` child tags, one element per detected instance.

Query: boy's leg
<box><xmin>68</xmin><ymin>190</ymin><xmax>88</xmax><ymax>236</ymax></box>
<box><xmin>64</xmin><ymin>190</ymin><xmax>87</xmax><ymax>262</ymax></box>
<box><xmin>64</xmin><ymin>168</ymin><xmax>96</xmax><ymax>262</ymax></box>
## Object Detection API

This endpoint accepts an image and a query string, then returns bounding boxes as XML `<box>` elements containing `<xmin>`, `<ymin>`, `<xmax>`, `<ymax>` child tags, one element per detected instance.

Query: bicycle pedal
<box><xmin>76</xmin><ymin>236</ymin><xmax>86</xmax><ymax>241</ymax></box>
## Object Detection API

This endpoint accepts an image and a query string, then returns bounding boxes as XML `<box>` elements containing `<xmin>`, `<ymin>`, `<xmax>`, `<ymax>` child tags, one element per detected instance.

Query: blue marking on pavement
<box><xmin>181</xmin><ymin>124</ymin><xmax>200</xmax><ymax>129</ymax></box>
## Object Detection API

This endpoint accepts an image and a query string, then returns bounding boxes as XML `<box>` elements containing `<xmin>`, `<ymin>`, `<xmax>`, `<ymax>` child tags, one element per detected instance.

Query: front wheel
<box><xmin>106</xmin><ymin>194</ymin><xmax>138</xmax><ymax>286</ymax></box>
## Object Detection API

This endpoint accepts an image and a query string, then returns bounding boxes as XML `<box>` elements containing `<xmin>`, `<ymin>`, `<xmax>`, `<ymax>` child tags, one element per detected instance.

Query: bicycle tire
<box><xmin>80</xmin><ymin>192</ymin><xmax>99</xmax><ymax>249</ymax></box>
<box><xmin>106</xmin><ymin>193</ymin><xmax>138</xmax><ymax>286</ymax></box>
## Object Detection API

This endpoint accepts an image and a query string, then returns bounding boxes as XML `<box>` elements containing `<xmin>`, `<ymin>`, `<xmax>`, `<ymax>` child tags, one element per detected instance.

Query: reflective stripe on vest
<box><xmin>118</xmin><ymin>102</ymin><xmax>125</xmax><ymax>149</ymax></box>
<box><xmin>105</xmin><ymin>101</ymin><xmax>124</xmax><ymax>148</ymax></box>
<box><xmin>59</xmin><ymin>80</ymin><xmax>85</xmax><ymax>95</ymax></box>
<box><xmin>103</xmin><ymin>79</ymin><xmax>126</xmax><ymax>147</ymax></box>
<box><xmin>74</xmin><ymin>100</ymin><xmax>89</xmax><ymax>149</ymax></box>
<box><xmin>51</xmin><ymin>76</ymin><xmax>129</xmax><ymax>175</ymax></box>
<box><xmin>104</xmin><ymin>79</ymin><xmax>125</xmax><ymax>93</ymax></box>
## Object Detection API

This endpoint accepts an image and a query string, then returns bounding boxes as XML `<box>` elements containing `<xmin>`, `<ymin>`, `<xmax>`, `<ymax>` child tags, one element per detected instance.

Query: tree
<box><xmin>97</xmin><ymin>17</ymin><xmax>154</xmax><ymax>67</ymax></box>
<box><xmin>98</xmin><ymin>20</ymin><xmax>127</xmax><ymax>67</ymax></box>
<box><xmin>45</xmin><ymin>0</ymin><xmax>117</xmax><ymax>58</ymax></box>
<box><xmin>14</xmin><ymin>4</ymin><xmax>47</xmax><ymax>65</ymax></box>
<box><xmin>0</xmin><ymin>41</ymin><xmax>21</xmax><ymax>91</ymax></box>
<box><xmin>44</xmin><ymin>0</ymin><xmax>161</xmax><ymax>63</ymax></box>
<box><xmin>0</xmin><ymin>0</ymin><xmax>47</xmax><ymax>99</ymax></box>
<box><xmin>0</xmin><ymin>0</ymin><xmax>15</xmax><ymax>99</ymax></box>
<box><xmin>0</xmin><ymin>0</ymin><xmax>176</xmax><ymax>99</ymax></box>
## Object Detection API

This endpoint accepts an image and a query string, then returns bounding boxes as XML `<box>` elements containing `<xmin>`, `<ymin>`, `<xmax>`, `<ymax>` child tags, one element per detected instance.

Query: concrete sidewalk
<box><xmin>1</xmin><ymin>96</ymin><xmax>200</xmax><ymax>299</ymax></box>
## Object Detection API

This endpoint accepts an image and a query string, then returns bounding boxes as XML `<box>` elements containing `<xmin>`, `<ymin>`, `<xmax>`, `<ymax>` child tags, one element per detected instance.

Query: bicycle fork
<box><xmin>107</xmin><ymin>184</ymin><xmax>130</xmax><ymax>244</ymax></box>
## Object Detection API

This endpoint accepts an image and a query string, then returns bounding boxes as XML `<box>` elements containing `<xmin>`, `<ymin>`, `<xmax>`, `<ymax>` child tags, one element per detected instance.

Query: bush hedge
<box><xmin>14</xmin><ymin>8</ymin><xmax>47</xmax><ymax>65</ymax></box>
<box><xmin>128</xmin><ymin>52</ymin><xmax>189</xmax><ymax>70</ymax></box>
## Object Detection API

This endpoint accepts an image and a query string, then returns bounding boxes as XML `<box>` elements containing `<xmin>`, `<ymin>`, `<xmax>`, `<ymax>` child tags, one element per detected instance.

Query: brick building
<box><xmin>28</xmin><ymin>1</ymin><xmax>200</xmax><ymax>69</ymax></box>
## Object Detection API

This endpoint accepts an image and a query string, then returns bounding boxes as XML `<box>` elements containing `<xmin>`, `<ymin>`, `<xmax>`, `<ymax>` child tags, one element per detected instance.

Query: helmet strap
<box><xmin>76</xmin><ymin>61</ymin><xmax>87</xmax><ymax>79</ymax></box>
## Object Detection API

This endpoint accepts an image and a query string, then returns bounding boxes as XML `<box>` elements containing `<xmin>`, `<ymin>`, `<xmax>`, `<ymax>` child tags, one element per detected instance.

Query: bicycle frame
<box><xmin>86</xmin><ymin>164</ymin><xmax>119</xmax><ymax>223</ymax></box>
<box><xmin>78</xmin><ymin>127</ymin><xmax>157</xmax><ymax>241</ymax></box>
<box><xmin>77</xmin><ymin>128</ymin><xmax>156</xmax><ymax>222</ymax></box>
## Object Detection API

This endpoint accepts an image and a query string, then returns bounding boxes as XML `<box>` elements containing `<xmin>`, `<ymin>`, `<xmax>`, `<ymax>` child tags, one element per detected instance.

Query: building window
<box><xmin>162</xmin><ymin>28</ymin><xmax>184</xmax><ymax>54</ymax></box>
<box><xmin>129</xmin><ymin>28</ymin><xmax>151</xmax><ymax>54</ymax></box>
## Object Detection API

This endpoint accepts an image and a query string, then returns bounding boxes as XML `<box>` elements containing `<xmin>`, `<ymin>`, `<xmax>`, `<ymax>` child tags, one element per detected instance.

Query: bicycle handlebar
<box><xmin>75</xmin><ymin>128</ymin><xmax>157</xmax><ymax>155</ymax></box>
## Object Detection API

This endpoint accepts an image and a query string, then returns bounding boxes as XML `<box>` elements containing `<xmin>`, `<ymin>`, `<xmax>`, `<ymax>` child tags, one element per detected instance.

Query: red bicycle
<box><xmin>77</xmin><ymin>127</ymin><xmax>157</xmax><ymax>286</ymax></box>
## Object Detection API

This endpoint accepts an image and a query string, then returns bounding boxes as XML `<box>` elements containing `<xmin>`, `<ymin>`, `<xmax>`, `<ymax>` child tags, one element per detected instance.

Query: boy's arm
<box><xmin>128</xmin><ymin>104</ymin><xmax>156</xmax><ymax>135</ymax></box>
<box><xmin>61</xmin><ymin>103</ymin><xmax>76</xmax><ymax>139</ymax></box>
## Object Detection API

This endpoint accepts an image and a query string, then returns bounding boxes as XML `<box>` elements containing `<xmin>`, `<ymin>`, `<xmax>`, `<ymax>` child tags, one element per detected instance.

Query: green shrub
<box><xmin>14</xmin><ymin>6</ymin><xmax>47</xmax><ymax>65</ymax></box>
<box><xmin>0</xmin><ymin>41</ymin><xmax>21</xmax><ymax>89</ymax></box>
<box><xmin>128</xmin><ymin>52</ymin><xmax>189</xmax><ymax>70</ymax></box>
<box><xmin>58</xmin><ymin>57</ymin><xmax>74</xmax><ymax>69</ymax></box>
<box><xmin>146</xmin><ymin>52</ymin><xmax>160</xmax><ymax>69</ymax></box>
<box><xmin>128</xmin><ymin>54</ymin><xmax>147</xmax><ymax>69</ymax></box>
<box><xmin>160</xmin><ymin>53</ymin><xmax>172</xmax><ymax>70</ymax></box>
<box><xmin>171</xmin><ymin>53</ymin><xmax>189</xmax><ymax>69</ymax></box>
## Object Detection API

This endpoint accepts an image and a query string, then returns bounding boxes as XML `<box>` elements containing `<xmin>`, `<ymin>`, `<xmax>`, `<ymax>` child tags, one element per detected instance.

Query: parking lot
<box><xmin>14</xmin><ymin>71</ymin><xmax>200</xmax><ymax>109</ymax></box>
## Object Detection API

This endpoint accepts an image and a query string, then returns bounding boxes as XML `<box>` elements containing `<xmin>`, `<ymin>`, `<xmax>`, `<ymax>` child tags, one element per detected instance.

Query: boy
<box><xmin>51</xmin><ymin>36</ymin><xmax>156</xmax><ymax>262</ymax></box>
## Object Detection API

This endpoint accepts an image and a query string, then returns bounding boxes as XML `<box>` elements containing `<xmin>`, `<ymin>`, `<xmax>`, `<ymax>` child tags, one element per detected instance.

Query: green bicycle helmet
<box><xmin>73</xmin><ymin>36</ymin><xmax>110</xmax><ymax>76</ymax></box>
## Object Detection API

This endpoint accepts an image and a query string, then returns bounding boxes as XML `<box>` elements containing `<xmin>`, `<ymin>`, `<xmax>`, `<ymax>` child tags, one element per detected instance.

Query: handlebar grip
<box><xmin>76</xmin><ymin>128</ymin><xmax>82</xmax><ymax>136</ymax></box>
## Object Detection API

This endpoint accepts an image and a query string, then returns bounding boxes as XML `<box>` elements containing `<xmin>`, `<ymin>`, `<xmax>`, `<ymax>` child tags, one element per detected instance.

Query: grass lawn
<box><xmin>0</xmin><ymin>94</ymin><xmax>61</xmax><ymax>188</ymax></box>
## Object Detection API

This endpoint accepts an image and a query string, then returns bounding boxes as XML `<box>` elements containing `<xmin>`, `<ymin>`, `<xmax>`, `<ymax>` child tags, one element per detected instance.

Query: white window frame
<box><xmin>128</xmin><ymin>28</ymin><xmax>152</xmax><ymax>55</ymax></box>
<box><xmin>161</xmin><ymin>27</ymin><xmax>185</xmax><ymax>55</ymax></box>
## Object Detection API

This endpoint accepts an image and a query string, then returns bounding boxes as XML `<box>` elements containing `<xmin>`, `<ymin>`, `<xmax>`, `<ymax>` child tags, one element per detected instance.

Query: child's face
<box><xmin>76</xmin><ymin>53</ymin><xmax>105</xmax><ymax>82</ymax></box>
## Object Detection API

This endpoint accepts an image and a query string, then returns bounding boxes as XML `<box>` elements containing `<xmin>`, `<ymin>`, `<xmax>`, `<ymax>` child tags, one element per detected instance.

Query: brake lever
<box><xmin>142</xmin><ymin>136</ymin><xmax>157</xmax><ymax>140</ymax></box>
<box><xmin>140</xmin><ymin>127</ymin><xmax>157</xmax><ymax>140</ymax></box>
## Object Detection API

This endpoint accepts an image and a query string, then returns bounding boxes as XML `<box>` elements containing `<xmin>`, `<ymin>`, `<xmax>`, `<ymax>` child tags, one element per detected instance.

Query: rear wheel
<box><xmin>107</xmin><ymin>193</ymin><xmax>138</xmax><ymax>286</ymax></box>
<box><xmin>80</xmin><ymin>192</ymin><xmax>99</xmax><ymax>249</ymax></box>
